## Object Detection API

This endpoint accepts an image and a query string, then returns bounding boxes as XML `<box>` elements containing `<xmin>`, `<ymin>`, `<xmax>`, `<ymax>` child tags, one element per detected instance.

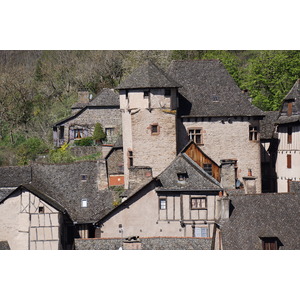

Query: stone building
<box><xmin>95</xmin><ymin>144</ymin><xmax>225</xmax><ymax>244</ymax></box>
<box><xmin>116</xmin><ymin>60</ymin><xmax>265</xmax><ymax>193</ymax></box>
<box><xmin>53</xmin><ymin>88</ymin><xmax>121</xmax><ymax>147</ymax></box>
<box><xmin>275</xmin><ymin>79</ymin><xmax>300</xmax><ymax>192</ymax></box>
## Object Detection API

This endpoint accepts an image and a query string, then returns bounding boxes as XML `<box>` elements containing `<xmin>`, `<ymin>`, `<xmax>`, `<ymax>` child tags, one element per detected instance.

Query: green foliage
<box><xmin>73</xmin><ymin>152</ymin><xmax>102</xmax><ymax>161</ymax></box>
<box><xmin>16</xmin><ymin>137</ymin><xmax>48</xmax><ymax>165</ymax></box>
<box><xmin>241</xmin><ymin>50</ymin><xmax>300</xmax><ymax>110</ymax></box>
<box><xmin>74</xmin><ymin>137</ymin><xmax>94</xmax><ymax>146</ymax></box>
<box><xmin>93</xmin><ymin>122</ymin><xmax>106</xmax><ymax>143</ymax></box>
<box><xmin>110</xmin><ymin>185</ymin><xmax>125</xmax><ymax>207</ymax></box>
<box><xmin>48</xmin><ymin>143</ymin><xmax>75</xmax><ymax>164</ymax></box>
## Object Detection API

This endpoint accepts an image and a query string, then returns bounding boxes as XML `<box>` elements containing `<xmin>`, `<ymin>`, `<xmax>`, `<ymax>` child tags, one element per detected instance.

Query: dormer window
<box><xmin>177</xmin><ymin>172</ymin><xmax>187</xmax><ymax>182</ymax></box>
<box><xmin>144</xmin><ymin>90</ymin><xmax>150</xmax><ymax>98</ymax></box>
<box><xmin>81</xmin><ymin>199</ymin><xmax>88</xmax><ymax>208</ymax></box>
<box><xmin>81</xmin><ymin>174</ymin><xmax>88</xmax><ymax>181</ymax></box>
<box><xmin>212</xmin><ymin>95</ymin><xmax>218</xmax><ymax>102</ymax></box>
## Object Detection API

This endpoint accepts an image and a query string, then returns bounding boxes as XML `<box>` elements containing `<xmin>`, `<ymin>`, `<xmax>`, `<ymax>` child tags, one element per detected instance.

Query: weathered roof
<box><xmin>116</xmin><ymin>61</ymin><xmax>181</xmax><ymax>90</ymax></box>
<box><xmin>222</xmin><ymin>193</ymin><xmax>300</xmax><ymax>250</ymax></box>
<box><xmin>0</xmin><ymin>187</ymin><xmax>21</xmax><ymax>201</ymax></box>
<box><xmin>276</xmin><ymin>79</ymin><xmax>300</xmax><ymax>125</ymax></box>
<box><xmin>0</xmin><ymin>241</ymin><xmax>10</xmax><ymax>250</ymax></box>
<box><xmin>260</xmin><ymin>111</ymin><xmax>280</xmax><ymax>140</ymax></box>
<box><xmin>0</xmin><ymin>166</ymin><xmax>32</xmax><ymax>188</ymax></box>
<box><xmin>284</xmin><ymin>79</ymin><xmax>300</xmax><ymax>100</ymax></box>
<box><xmin>0</xmin><ymin>184</ymin><xmax>67</xmax><ymax>213</ymax></box>
<box><xmin>168</xmin><ymin>60</ymin><xmax>265</xmax><ymax>117</ymax></box>
<box><xmin>156</xmin><ymin>153</ymin><xmax>222</xmax><ymax>192</ymax></box>
<box><xmin>31</xmin><ymin>161</ymin><xmax>114</xmax><ymax>224</ymax></box>
<box><xmin>72</xmin><ymin>88</ymin><xmax>119</xmax><ymax>109</ymax></box>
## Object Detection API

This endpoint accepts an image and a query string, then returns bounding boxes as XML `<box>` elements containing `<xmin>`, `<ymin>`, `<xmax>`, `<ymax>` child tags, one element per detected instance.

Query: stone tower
<box><xmin>116</xmin><ymin>61</ymin><xmax>181</xmax><ymax>188</ymax></box>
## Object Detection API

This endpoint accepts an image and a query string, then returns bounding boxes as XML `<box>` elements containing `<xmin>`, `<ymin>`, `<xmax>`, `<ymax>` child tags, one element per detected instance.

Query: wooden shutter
<box><xmin>287</xmin><ymin>126</ymin><xmax>292</xmax><ymax>144</ymax></box>
<box><xmin>287</xmin><ymin>154</ymin><xmax>292</xmax><ymax>168</ymax></box>
<box><xmin>288</xmin><ymin>102</ymin><xmax>293</xmax><ymax>116</ymax></box>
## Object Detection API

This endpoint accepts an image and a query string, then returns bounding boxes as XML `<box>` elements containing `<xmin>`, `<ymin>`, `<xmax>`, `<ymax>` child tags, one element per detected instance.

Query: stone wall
<box><xmin>107</xmin><ymin>148</ymin><xmax>123</xmax><ymax>175</ymax></box>
<box><xmin>181</xmin><ymin>117</ymin><xmax>262</xmax><ymax>193</ymax></box>
<box><xmin>74</xmin><ymin>237</ymin><xmax>213</xmax><ymax>250</ymax></box>
<box><xmin>70</xmin><ymin>146</ymin><xmax>103</xmax><ymax>158</ymax></box>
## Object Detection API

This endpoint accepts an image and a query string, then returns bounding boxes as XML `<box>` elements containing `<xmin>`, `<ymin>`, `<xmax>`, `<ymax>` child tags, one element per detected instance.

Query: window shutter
<box><xmin>287</xmin><ymin>154</ymin><xmax>292</xmax><ymax>169</ymax></box>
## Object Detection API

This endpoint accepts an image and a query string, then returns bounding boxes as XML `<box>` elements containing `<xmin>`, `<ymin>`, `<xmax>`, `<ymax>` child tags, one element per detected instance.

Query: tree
<box><xmin>93</xmin><ymin>123</ymin><xmax>106</xmax><ymax>144</ymax></box>
<box><xmin>241</xmin><ymin>50</ymin><xmax>300</xmax><ymax>111</ymax></box>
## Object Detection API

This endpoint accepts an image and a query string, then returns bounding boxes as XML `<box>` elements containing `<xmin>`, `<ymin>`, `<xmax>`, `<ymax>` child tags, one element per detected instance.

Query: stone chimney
<box><xmin>220</xmin><ymin>159</ymin><xmax>236</xmax><ymax>191</ymax></box>
<box><xmin>128</xmin><ymin>166</ymin><xmax>153</xmax><ymax>190</ymax></box>
<box><xmin>78</xmin><ymin>89</ymin><xmax>90</xmax><ymax>104</ymax></box>
<box><xmin>243</xmin><ymin>169</ymin><xmax>257</xmax><ymax>194</ymax></box>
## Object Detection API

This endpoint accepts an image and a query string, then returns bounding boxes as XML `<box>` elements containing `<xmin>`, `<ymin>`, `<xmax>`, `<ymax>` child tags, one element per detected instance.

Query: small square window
<box><xmin>165</xmin><ymin>89</ymin><xmax>171</xmax><ymax>97</ymax></box>
<box><xmin>177</xmin><ymin>173</ymin><xmax>187</xmax><ymax>182</ymax></box>
<box><xmin>38</xmin><ymin>206</ymin><xmax>44</xmax><ymax>214</ymax></box>
<box><xmin>159</xmin><ymin>198</ymin><xmax>167</xmax><ymax>210</ymax></box>
<box><xmin>150</xmin><ymin>124</ymin><xmax>159</xmax><ymax>135</ymax></box>
<box><xmin>81</xmin><ymin>199</ymin><xmax>88</xmax><ymax>208</ymax></box>
<box><xmin>144</xmin><ymin>90</ymin><xmax>150</xmax><ymax>98</ymax></box>
<box><xmin>203</xmin><ymin>164</ymin><xmax>212</xmax><ymax>176</ymax></box>
<box><xmin>81</xmin><ymin>174</ymin><xmax>88</xmax><ymax>181</ymax></box>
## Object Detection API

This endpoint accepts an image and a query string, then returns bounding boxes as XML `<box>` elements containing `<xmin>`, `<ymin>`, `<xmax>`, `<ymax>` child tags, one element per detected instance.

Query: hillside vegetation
<box><xmin>0</xmin><ymin>50</ymin><xmax>300</xmax><ymax>166</ymax></box>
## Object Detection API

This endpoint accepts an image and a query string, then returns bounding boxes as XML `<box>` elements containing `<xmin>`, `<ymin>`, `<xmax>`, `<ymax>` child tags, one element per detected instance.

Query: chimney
<box><xmin>220</xmin><ymin>159</ymin><xmax>236</xmax><ymax>191</ymax></box>
<box><xmin>78</xmin><ymin>89</ymin><xmax>90</xmax><ymax>104</ymax></box>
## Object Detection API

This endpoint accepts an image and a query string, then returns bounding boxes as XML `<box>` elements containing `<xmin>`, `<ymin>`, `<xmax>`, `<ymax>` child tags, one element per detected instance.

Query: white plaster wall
<box><xmin>100</xmin><ymin>182</ymin><xmax>218</xmax><ymax>238</ymax></box>
<box><xmin>182</xmin><ymin>117</ymin><xmax>262</xmax><ymax>193</ymax></box>
<box><xmin>0</xmin><ymin>190</ymin><xmax>62</xmax><ymax>250</ymax></box>
<box><xmin>276</xmin><ymin>126</ymin><xmax>300</xmax><ymax>192</ymax></box>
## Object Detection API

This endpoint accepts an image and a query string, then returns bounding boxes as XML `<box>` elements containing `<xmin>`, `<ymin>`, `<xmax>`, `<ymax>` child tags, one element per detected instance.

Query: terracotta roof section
<box><xmin>168</xmin><ymin>60</ymin><xmax>265</xmax><ymax>117</ymax></box>
<box><xmin>260</xmin><ymin>111</ymin><xmax>280</xmax><ymax>139</ymax></box>
<box><xmin>222</xmin><ymin>193</ymin><xmax>300</xmax><ymax>250</ymax></box>
<box><xmin>116</xmin><ymin>61</ymin><xmax>181</xmax><ymax>90</ymax></box>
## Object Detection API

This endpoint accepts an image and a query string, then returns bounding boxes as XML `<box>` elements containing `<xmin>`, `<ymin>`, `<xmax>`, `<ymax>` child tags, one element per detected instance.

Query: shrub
<box><xmin>93</xmin><ymin>122</ymin><xmax>106</xmax><ymax>144</ymax></box>
<box><xmin>48</xmin><ymin>143</ymin><xmax>75</xmax><ymax>163</ymax></box>
<box><xmin>16</xmin><ymin>137</ymin><xmax>48</xmax><ymax>165</ymax></box>
<box><xmin>74</xmin><ymin>137</ymin><xmax>94</xmax><ymax>146</ymax></box>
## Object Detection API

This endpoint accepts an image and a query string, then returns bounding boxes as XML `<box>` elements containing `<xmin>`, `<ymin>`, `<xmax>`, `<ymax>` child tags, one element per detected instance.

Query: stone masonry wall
<box><xmin>181</xmin><ymin>117</ymin><xmax>262</xmax><ymax>193</ymax></box>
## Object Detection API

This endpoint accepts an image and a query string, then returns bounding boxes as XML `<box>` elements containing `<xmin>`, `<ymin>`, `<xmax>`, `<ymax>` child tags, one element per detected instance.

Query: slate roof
<box><xmin>0</xmin><ymin>166</ymin><xmax>31</xmax><ymax>187</ymax></box>
<box><xmin>260</xmin><ymin>111</ymin><xmax>280</xmax><ymax>140</ymax></box>
<box><xmin>0</xmin><ymin>188</ymin><xmax>19</xmax><ymax>201</ymax></box>
<box><xmin>0</xmin><ymin>241</ymin><xmax>10</xmax><ymax>250</ymax></box>
<box><xmin>116</xmin><ymin>61</ymin><xmax>181</xmax><ymax>90</ymax></box>
<box><xmin>276</xmin><ymin>79</ymin><xmax>300</xmax><ymax>125</ymax></box>
<box><xmin>31</xmin><ymin>162</ymin><xmax>114</xmax><ymax>224</ymax></box>
<box><xmin>0</xmin><ymin>184</ymin><xmax>67</xmax><ymax>214</ymax></box>
<box><xmin>71</xmin><ymin>88</ymin><xmax>119</xmax><ymax>109</ymax></box>
<box><xmin>221</xmin><ymin>193</ymin><xmax>300</xmax><ymax>250</ymax></box>
<box><xmin>156</xmin><ymin>153</ymin><xmax>222</xmax><ymax>192</ymax></box>
<box><xmin>167</xmin><ymin>60</ymin><xmax>265</xmax><ymax>117</ymax></box>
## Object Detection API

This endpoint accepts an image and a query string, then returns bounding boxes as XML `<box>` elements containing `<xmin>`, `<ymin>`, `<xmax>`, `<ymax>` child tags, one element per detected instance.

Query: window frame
<box><xmin>193</xmin><ymin>226</ymin><xmax>208</xmax><ymax>238</ymax></box>
<box><xmin>150</xmin><ymin>123</ymin><xmax>160</xmax><ymax>135</ymax></box>
<box><xmin>203</xmin><ymin>163</ymin><xmax>212</xmax><ymax>176</ymax></box>
<box><xmin>81</xmin><ymin>198</ymin><xmax>88</xmax><ymax>208</ymax></box>
<box><xmin>159</xmin><ymin>198</ymin><xmax>167</xmax><ymax>210</ymax></box>
<box><xmin>249</xmin><ymin>125</ymin><xmax>258</xmax><ymax>141</ymax></box>
<box><xmin>128</xmin><ymin>149</ymin><xmax>133</xmax><ymax>168</ymax></box>
<box><xmin>190</xmin><ymin>197</ymin><xmax>207</xmax><ymax>210</ymax></box>
<box><xmin>188</xmin><ymin>127</ymin><xmax>203</xmax><ymax>145</ymax></box>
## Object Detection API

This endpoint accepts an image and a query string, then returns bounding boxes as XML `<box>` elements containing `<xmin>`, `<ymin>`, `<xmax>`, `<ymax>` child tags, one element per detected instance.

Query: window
<box><xmin>125</xmin><ymin>90</ymin><xmax>129</xmax><ymax>99</ymax></box>
<box><xmin>38</xmin><ymin>206</ymin><xmax>44</xmax><ymax>214</ymax></box>
<box><xmin>191</xmin><ymin>197</ymin><xmax>207</xmax><ymax>210</ymax></box>
<box><xmin>194</xmin><ymin>227</ymin><xmax>208</xmax><ymax>237</ymax></box>
<box><xmin>105</xmin><ymin>128</ymin><xmax>115</xmax><ymax>137</ymax></box>
<box><xmin>287</xmin><ymin>126</ymin><xmax>292</xmax><ymax>144</ymax></box>
<box><xmin>188</xmin><ymin>128</ymin><xmax>203</xmax><ymax>145</ymax></box>
<box><xmin>74</xmin><ymin>129</ymin><xmax>83</xmax><ymax>139</ymax></box>
<box><xmin>81</xmin><ymin>174</ymin><xmax>88</xmax><ymax>181</ymax></box>
<box><xmin>287</xmin><ymin>154</ymin><xmax>292</xmax><ymax>169</ymax></box>
<box><xmin>249</xmin><ymin>126</ymin><xmax>258</xmax><ymax>141</ymax></box>
<box><xmin>164</xmin><ymin>89</ymin><xmax>171</xmax><ymax>97</ymax></box>
<box><xmin>59</xmin><ymin>126</ymin><xmax>64</xmax><ymax>140</ymax></box>
<box><xmin>128</xmin><ymin>150</ymin><xmax>133</xmax><ymax>167</ymax></box>
<box><xmin>203</xmin><ymin>163</ymin><xmax>212</xmax><ymax>176</ymax></box>
<box><xmin>159</xmin><ymin>198</ymin><xmax>167</xmax><ymax>210</ymax></box>
<box><xmin>150</xmin><ymin>123</ymin><xmax>159</xmax><ymax>135</ymax></box>
<box><xmin>177</xmin><ymin>172</ymin><xmax>187</xmax><ymax>182</ymax></box>
<box><xmin>81</xmin><ymin>199</ymin><xmax>88</xmax><ymax>208</ymax></box>
<box><xmin>144</xmin><ymin>90</ymin><xmax>150</xmax><ymax>98</ymax></box>
<box><xmin>261</xmin><ymin>237</ymin><xmax>281</xmax><ymax>250</ymax></box>
<box><xmin>287</xmin><ymin>102</ymin><xmax>293</xmax><ymax>116</ymax></box>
